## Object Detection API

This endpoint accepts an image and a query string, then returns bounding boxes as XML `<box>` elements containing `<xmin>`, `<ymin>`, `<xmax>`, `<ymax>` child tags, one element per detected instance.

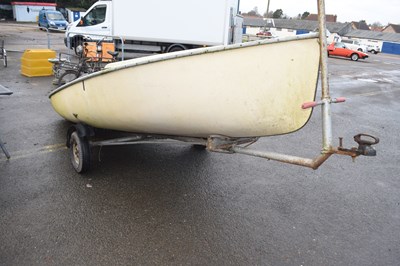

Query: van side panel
<box><xmin>112</xmin><ymin>0</ymin><xmax>238</xmax><ymax>46</ymax></box>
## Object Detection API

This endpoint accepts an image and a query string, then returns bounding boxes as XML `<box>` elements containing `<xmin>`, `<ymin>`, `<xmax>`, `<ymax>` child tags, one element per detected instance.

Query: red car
<box><xmin>328</xmin><ymin>42</ymin><xmax>369</xmax><ymax>61</ymax></box>
<box><xmin>256</xmin><ymin>31</ymin><xmax>273</xmax><ymax>38</ymax></box>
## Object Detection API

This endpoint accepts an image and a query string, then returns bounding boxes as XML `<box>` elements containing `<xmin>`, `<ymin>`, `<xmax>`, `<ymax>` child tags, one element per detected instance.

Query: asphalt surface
<box><xmin>0</xmin><ymin>23</ymin><xmax>399</xmax><ymax>265</ymax></box>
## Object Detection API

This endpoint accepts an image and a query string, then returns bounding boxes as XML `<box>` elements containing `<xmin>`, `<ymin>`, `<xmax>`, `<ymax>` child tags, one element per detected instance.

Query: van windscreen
<box><xmin>48</xmin><ymin>13</ymin><xmax>64</xmax><ymax>20</ymax></box>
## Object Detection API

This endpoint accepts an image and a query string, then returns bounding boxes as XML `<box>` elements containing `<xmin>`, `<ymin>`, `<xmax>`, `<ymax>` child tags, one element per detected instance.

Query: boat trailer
<box><xmin>66</xmin><ymin>125</ymin><xmax>378</xmax><ymax>173</ymax></box>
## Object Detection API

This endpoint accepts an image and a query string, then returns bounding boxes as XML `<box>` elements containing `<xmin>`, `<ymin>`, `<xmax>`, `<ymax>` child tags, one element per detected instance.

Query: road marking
<box><xmin>357</xmin><ymin>78</ymin><xmax>378</xmax><ymax>83</ymax></box>
<box><xmin>350</xmin><ymin>87</ymin><xmax>400</xmax><ymax>97</ymax></box>
<box><xmin>1</xmin><ymin>143</ymin><xmax>67</xmax><ymax>161</ymax></box>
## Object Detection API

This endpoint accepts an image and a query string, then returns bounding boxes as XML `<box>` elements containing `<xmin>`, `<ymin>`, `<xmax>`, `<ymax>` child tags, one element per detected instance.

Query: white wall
<box><xmin>245</xmin><ymin>26</ymin><xmax>263</xmax><ymax>35</ymax></box>
<box><xmin>12</xmin><ymin>4</ymin><xmax>55</xmax><ymax>22</ymax></box>
<box><xmin>66</xmin><ymin>10</ymin><xmax>86</xmax><ymax>23</ymax></box>
<box><xmin>269</xmin><ymin>28</ymin><xmax>296</xmax><ymax>37</ymax></box>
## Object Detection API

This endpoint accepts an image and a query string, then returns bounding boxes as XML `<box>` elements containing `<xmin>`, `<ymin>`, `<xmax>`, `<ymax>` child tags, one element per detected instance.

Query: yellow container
<box><xmin>20</xmin><ymin>49</ymin><xmax>56</xmax><ymax>77</ymax></box>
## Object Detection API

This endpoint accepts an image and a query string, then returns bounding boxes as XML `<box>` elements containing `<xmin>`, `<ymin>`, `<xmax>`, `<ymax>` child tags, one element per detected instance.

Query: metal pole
<box><xmin>266</xmin><ymin>0</ymin><xmax>270</xmax><ymax>18</ymax></box>
<box><xmin>317</xmin><ymin>0</ymin><xmax>333</xmax><ymax>150</ymax></box>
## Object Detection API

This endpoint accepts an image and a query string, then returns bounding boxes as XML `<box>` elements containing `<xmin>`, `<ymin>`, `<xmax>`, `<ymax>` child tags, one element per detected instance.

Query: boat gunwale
<box><xmin>48</xmin><ymin>32</ymin><xmax>320</xmax><ymax>98</ymax></box>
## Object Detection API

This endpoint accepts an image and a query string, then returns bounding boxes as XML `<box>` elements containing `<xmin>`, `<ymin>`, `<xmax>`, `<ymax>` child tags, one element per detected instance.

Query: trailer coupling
<box><xmin>207</xmin><ymin>133</ymin><xmax>379</xmax><ymax>169</ymax></box>
<box><xmin>335</xmin><ymin>133</ymin><xmax>379</xmax><ymax>158</ymax></box>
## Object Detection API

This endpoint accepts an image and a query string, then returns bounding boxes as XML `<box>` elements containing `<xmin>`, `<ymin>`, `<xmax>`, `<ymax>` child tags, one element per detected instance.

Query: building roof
<box><xmin>243</xmin><ymin>17</ymin><xmax>351</xmax><ymax>35</ymax></box>
<box><xmin>243</xmin><ymin>17</ymin><xmax>400</xmax><ymax>43</ymax></box>
<box><xmin>383</xmin><ymin>24</ymin><xmax>400</xmax><ymax>33</ymax></box>
<box><xmin>305</xmin><ymin>14</ymin><xmax>337</xmax><ymax>23</ymax></box>
<box><xmin>351</xmin><ymin>21</ymin><xmax>370</xmax><ymax>30</ymax></box>
<box><xmin>344</xmin><ymin>29</ymin><xmax>400</xmax><ymax>43</ymax></box>
<box><xmin>11</xmin><ymin>2</ymin><xmax>56</xmax><ymax>6</ymax></box>
<box><xmin>370</xmin><ymin>26</ymin><xmax>384</xmax><ymax>32</ymax></box>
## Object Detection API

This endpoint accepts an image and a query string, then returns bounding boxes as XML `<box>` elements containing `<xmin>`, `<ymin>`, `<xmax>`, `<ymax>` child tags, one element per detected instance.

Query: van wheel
<box><xmin>74</xmin><ymin>38</ymin><xmax>84</xmax><ymax>55</ymax></box>
<box><xmin>357</xmin><ymin>48</ymin><xmax>362</xmax><ymax>51</ymax></box>
<box><xmin>167</xmin><ymin>45</ymin><xmax>186</xmax><ymax>53</ymax></box>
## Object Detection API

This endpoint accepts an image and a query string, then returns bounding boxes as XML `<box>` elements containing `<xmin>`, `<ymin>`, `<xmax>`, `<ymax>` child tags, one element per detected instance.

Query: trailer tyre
<box><xmin>69</xmin><ymin>131</ymin><xmax>91</xmax><ymax>173</ymax></box>
<box><xmin>58</xmin><ymin>70</ymin><xmax>79</xmax><ymax>87</ymax></box>
<box><xmin>192</xmin><ymin>144</ymin><xmax>206</xmax><ymax>150</ymax></box>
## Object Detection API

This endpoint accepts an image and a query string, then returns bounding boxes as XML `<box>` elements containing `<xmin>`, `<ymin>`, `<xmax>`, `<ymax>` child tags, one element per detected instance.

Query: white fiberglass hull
<box><xmin>49</xmin><ymin>34</ymin><xmax>320</xmax><ymax>138</ymax></box>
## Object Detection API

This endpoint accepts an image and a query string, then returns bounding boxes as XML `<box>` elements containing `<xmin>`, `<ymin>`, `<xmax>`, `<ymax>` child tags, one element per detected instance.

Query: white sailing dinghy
<box><xmin>49</xmin><ymin>0</ymin><xmax>378</xmax><ymax>173</ymax></box>
<box><xmin>50</xmin><ymin>34</ymin><xmax>320</xmax><ymax>138</ymax></box>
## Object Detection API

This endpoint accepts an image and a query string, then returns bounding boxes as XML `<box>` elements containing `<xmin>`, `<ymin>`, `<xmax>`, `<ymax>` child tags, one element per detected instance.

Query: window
<box><xmin>47</xmin><ymin>12</ymin><xmax>64</xmax><ymax>20</ymax></box>
<box><xmin>334</xmin><ymin>43</ymin><xmax>346</xmax><ymax>48</ymax></box>
<box><xmin>79</xmin><ymin>5</ymin><xmax>106</xmax><ymax>26</ymax></box>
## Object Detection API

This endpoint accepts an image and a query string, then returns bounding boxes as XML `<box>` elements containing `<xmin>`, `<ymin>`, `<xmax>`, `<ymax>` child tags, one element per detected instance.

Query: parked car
<box><xmin>256</xmin><ymin>31</ymin><xmax>274</xmax><ymax>38</ymax></box>
<box><xmin>365</xmin><ymin>44</ymin><xmax>380</xmax><ymax>54</ymax></box>
<box><xmin>340</xmin><ymin>39</ymin><xmax>367</xmax><ymax>53</ymax></box>
<box><xmin>38</xmin><ymin>10</ymin><xmax>68</xmax><ymax>30</ymax></box>
<box><xmin>328</xmin><ymin>42</ymin><xmax>369</xmax><ymax>61</ymax></box>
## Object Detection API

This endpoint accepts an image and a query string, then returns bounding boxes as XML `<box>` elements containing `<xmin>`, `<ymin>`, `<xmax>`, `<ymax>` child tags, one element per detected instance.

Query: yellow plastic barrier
<box><xmin>21</xmin><ymin>49</ymin><xmax>56</xmax><ymax>77</ymax></box>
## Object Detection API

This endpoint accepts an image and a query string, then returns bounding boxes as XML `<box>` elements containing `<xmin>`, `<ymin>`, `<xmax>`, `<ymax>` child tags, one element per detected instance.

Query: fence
<box><xmin>381</xmin><ymin>42</ymin><xmax>400</xmax><ymax>55</ymax></box>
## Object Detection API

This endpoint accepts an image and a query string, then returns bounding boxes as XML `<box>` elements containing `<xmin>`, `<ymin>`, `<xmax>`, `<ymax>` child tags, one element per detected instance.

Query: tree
<box><xmin>272</xmin><ymin>9</ymin><xmax>283</xmax><ymax>19</ymax></box>
<box><xmin>301</xmin><ymin>11</ymin><xmax>310</xmax><ymax>20</ymax></box>
<box><xmin>263</xmin><ymin>11</ymin><xmax>273</xmax><ymax>18</ymax></box>
<box><xmin>371</xmin><ymin>21</ymin><xmax>382</xmax><ymax>27</ymax></box>
<box><xmin>244</xmin><ymin>6</ymin><xmax>262</xmax><ymax>17</ymax></box>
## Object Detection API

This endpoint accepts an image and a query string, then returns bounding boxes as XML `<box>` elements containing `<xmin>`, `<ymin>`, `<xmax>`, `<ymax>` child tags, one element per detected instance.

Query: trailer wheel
<box><xmin>58</xmin><ymin>70</ymin><xmax>79</xmax><ymax>87</ymax></box>
<box><xmin>192</xmin><ymin>144</ymin><xmax>206</xmax><ymax>150</ymax></box>
<box><xmin>69</xmin><ymin>131</ymin><xmax>91</xmax><ymax>173</ymax></box>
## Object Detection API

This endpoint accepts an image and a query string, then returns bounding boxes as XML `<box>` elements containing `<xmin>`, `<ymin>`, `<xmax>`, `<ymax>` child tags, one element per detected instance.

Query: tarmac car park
<box><xmin>1</xmin><ymin>22</ymin><xmax>400</xmax><ymax>266</ymax></box>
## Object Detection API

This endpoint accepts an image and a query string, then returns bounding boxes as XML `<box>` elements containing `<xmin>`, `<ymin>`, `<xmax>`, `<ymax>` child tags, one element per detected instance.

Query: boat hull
<box><xmin>50</xmin><ymin>36</ymin><xmax>320</xmax><ymax>138</ymax></box>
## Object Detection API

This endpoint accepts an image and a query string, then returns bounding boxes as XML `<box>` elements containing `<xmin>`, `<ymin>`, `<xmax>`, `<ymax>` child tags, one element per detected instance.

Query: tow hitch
<box><xmin>354</xmin><ymin>134</ymin><xmax>379</xmax><ymax>156</ymax></box>
<box><xmin>337</xmin><ymin>134</ymin><xmax>379</xmax><ymax>160</ymax></box>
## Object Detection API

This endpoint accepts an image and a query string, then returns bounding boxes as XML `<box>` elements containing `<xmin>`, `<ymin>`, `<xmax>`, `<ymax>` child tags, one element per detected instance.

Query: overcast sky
<box><xmin>239</xmin><ymin>0</ymin><xmax>399</xmax><ymax>25</ymax></box>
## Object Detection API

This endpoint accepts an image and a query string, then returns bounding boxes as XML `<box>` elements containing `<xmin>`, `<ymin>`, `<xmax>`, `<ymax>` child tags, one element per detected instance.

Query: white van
<box><xmin>360</xmin><ymin>40</ymin><xmax>381</xmax><ymax>54</ymax></box>
<box><xmin>65</xmin><ymin>0</ymin><xmax>243</xmax><ymax>54</ymax></box>
<box><xmin>341</xmin><ymin>39</ymin><xmax>367</xmax><ymax>53</ymax></box>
